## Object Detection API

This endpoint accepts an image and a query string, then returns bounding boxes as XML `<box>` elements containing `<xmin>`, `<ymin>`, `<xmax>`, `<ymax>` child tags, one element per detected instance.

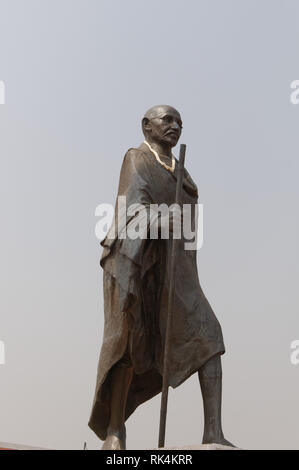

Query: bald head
<box><xmin>142</xmin><ymin>105</ymin><xmax>182</xmax><ymax>149</ymax></box>
<box><xmin>143</xmin><ymin>104</ymin><xmax>181</xmax><ymax>121</ymax></box>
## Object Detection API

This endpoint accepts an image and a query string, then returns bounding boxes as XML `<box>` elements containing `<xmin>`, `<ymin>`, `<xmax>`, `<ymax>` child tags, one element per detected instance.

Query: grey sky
<box><xmin>0</xmin><ymin>0</ymin><xmax>298</xmax><ymax>449</ymax></box>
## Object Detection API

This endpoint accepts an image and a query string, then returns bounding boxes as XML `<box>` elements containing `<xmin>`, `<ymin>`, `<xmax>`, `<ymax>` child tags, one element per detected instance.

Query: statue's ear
<box><xmin>142</xmin><ymin>117</ymin><xmax>151</xmax><ymax>136</ymax></box>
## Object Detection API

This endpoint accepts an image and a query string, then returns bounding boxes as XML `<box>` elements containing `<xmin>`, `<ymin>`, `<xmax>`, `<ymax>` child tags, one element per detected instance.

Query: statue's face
<box><xmin>144</xmin><ymin>106</ymin><xmax>183</xmax><ymax>148</ymax></box>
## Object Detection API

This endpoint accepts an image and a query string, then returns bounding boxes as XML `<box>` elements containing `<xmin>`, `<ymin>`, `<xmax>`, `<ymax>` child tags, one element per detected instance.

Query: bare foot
<box><xmin>101</xmin><ymin>426</ymin><xmax>126</xmax><ymax>450</ymax></box>
<box><xmin>202</xmin><ymin>433</ymin><xmax>236</xmax><ymax>448</ymax></box>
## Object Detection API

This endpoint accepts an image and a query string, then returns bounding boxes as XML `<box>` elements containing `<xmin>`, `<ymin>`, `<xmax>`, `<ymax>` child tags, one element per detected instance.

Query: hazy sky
<box><xmin>0</xmin><ymin>0</ymin><xmax>299</xmax><ymax>450</ymax></box>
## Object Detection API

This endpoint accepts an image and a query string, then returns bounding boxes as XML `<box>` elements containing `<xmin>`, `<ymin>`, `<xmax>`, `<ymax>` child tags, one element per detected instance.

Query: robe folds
<box><xmin>88</xmin><ymin>142</ymin><xmax>225</xmax><ymax>440</ymax></box>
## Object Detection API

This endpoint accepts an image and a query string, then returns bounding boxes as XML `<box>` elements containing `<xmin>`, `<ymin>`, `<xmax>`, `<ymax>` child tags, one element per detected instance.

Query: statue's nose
<box><xmin>171</xmin><ymin>121</ymin><xmax>180</xmax><ymax>131</ymax></box>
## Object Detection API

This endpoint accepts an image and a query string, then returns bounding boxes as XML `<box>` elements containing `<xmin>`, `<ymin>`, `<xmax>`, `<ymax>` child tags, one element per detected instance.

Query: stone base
<box><xmin>0</xmin><ymin>441</ymin><xmax>47</xmax><ymax>450</ymax></box>
<box><xmin>156</xmin><ymin>444</ymin><xmax>239</xmax><ymax>450</ymax></box>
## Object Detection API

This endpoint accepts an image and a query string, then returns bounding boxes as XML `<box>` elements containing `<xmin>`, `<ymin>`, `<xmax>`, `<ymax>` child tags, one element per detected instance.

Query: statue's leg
<box><xmin>198</xmin><ymin>354</ymin><xmax>234</xmax><ymax>446</ymax></box>
<box><xmin>101</xmin><ymin>360</ymin><xmax>133</xmax><ymax>450</ymax></box>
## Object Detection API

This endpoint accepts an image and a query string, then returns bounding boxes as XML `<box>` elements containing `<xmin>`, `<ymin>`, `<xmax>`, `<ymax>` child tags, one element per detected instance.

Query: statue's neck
<box><xmin>144</xmin><ymin>139</ymin><xmax>172</xmax><ymax>159</ymax></box>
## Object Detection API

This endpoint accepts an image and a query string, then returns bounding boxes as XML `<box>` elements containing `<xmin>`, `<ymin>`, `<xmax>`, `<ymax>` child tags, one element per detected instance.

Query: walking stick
<box><xmin>158</xmin><ymin>144</ymin><xmax>186</xmax><ymax>448</ymax></box>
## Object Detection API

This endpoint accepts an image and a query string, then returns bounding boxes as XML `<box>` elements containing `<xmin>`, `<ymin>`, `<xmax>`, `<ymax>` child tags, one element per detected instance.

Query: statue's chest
<box><xmin>148</xmin><ymin>166</ymin><xmax>197</xmax><ymax>206</ymax></box>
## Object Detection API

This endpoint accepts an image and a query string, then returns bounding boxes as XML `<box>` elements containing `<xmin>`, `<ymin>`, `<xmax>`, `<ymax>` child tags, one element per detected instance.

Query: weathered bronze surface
<box><xmin>88</xmin><ymin>105</ymin><xmax>233</xmax><ymax>449</ymax></box>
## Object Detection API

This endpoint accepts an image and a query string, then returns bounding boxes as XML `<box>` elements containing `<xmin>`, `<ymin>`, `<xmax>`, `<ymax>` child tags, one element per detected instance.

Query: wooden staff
<box><xmin>158</xmin><ymin>143</ymin><xmax>186</xmax><ymax>448</ymax></box>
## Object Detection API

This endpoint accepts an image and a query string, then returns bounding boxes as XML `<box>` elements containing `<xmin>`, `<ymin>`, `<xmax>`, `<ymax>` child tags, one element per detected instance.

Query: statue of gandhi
<box><xmin>88</xmin><ymin>105</ymin><xmax>234</xmax><ymax>450</ymax></box>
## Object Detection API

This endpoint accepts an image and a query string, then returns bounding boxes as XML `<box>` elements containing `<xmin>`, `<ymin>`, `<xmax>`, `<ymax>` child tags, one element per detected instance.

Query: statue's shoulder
<box><xmin>125</xmin><ymin>143</ymin><xmax>148</xmax><ymax>158</ymax></box>
<box><xmin>122</xmin><ymin>144</ymin><xmax>150</xmax><ymax>173</ymax></box>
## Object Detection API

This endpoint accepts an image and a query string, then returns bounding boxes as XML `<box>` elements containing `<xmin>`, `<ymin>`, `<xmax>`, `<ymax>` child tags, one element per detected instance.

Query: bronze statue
<box><xmin>88</xmin><ymin>105</ymin><xmax>234</xmax><ymax>450</ymax></box>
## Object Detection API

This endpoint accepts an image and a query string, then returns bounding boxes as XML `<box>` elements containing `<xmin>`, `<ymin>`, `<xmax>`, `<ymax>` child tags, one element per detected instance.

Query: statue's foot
<box><xmin>101</xmin><ymin>434</ymin><xmax>125</xmax><ymax>450</ymax></box>
<box><xmin>101</xmin><ymin>425</ymin><xmax>126</xmax><ymax>450</ymax></box>
<box><xmin>202</xmin><ymin>432</ymin><xmax>236</xmax><ymax>448</ymax></box>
